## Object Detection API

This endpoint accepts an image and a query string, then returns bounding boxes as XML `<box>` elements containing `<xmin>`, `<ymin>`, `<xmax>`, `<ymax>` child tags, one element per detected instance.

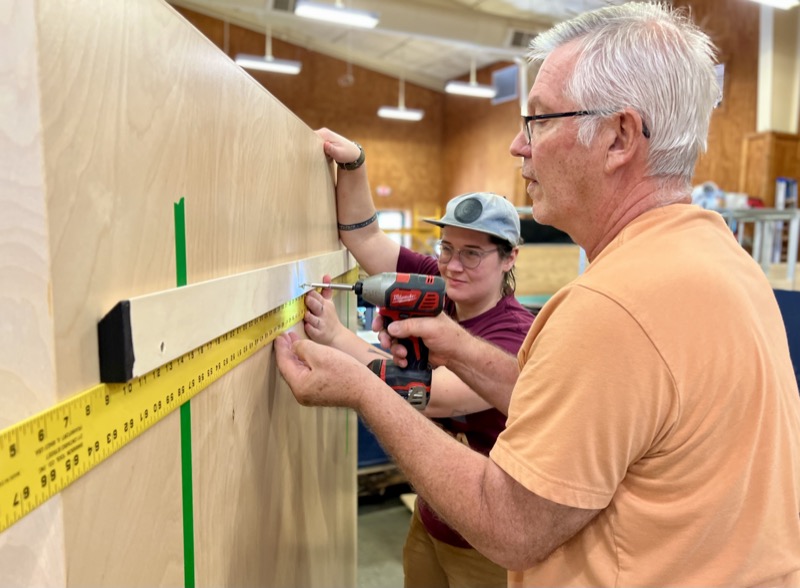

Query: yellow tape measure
<box><xmin>0</xmin><ymin>289</ymin><xmax>320</xmax><ymax>534</ymax></box>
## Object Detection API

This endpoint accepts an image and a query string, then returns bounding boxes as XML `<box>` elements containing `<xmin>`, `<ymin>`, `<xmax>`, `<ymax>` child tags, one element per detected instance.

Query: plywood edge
<box><xmin>98</xmin><ymin>250</ymin><xmax>355</xmax><ymax>381</ymax></box>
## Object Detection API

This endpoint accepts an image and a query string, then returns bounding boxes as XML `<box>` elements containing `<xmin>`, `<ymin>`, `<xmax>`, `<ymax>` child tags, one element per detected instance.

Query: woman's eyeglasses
<box><xmin>434</xmin><ymin>241</ymin><xmax>499</xmax><ymax>269</ymax></box>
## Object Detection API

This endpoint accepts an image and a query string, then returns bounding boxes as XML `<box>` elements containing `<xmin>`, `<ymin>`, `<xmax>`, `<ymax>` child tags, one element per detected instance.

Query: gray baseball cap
<box><xmin>424</xmin><ymin>192</ymin><xmax>521</xmax><ymax>246</ymax></box>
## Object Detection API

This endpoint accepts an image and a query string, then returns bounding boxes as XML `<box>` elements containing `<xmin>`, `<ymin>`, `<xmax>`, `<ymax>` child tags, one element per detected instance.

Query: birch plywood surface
<box><xmin>0</xmin><ymin>2</ymin><xmax>66</xmax><ymax>585</ymax></box>
<box><xmin>1</xmin><ymin>0</ymin><xmax>355</xmax><ymax>585</ymax></box>
<box><xmin>515</xmin><ymin>244</ymin><xmax>581</xmax><ymax>297</ymax></box>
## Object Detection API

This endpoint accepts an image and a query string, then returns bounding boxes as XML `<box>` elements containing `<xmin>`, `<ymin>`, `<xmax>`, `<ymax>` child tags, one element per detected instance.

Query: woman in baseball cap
<box><xmin>304</xmin><ymin>128</ymin><xmax>534</xmax><ymax>588</ymax></box>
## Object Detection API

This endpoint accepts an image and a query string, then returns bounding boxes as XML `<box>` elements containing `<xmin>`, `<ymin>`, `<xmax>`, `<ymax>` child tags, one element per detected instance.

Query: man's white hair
<box><xmin>530</xmin><ymin>2</ymin><xmax>719</xmax><ymax>188</ymax></box>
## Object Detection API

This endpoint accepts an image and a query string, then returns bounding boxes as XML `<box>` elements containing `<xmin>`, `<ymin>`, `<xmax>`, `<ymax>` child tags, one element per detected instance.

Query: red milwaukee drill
<box><xmin>305</xmin><ymin>273</ymin><xmax>446</xmax><ymax>409</ymax></box>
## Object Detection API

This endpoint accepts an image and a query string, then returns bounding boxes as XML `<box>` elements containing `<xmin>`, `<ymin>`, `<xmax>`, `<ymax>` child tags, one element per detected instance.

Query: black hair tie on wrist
<box><xmin>338</xmin><ymin>212</ymin><xmax>378</xmax><ymax>231</ymax></box>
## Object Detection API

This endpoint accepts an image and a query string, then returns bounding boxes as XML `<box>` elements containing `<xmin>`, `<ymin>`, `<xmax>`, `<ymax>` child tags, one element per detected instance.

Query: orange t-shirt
<box><xmin>491</xmin><ymin>204</ymin><xmax>800</xmax><ymax>586</ymax></box>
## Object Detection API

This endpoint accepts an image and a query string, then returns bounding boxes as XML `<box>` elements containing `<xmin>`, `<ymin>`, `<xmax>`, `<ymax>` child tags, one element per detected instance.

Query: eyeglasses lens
<box><xmin>435</xmin><ymin>243</ymin><xmax>485</xmax><ymax>269</ymax></box>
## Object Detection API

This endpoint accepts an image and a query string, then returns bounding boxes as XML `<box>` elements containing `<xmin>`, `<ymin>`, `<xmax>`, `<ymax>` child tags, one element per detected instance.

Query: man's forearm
<box><xmin>357</xmin><ymin>382</ymin><xmax>501</xmax><ymax>557</ymax></box>
<box><xmin>445</xmin><ymin>336</ymin><xmax>519</xmax><ymax>415</ymax></box>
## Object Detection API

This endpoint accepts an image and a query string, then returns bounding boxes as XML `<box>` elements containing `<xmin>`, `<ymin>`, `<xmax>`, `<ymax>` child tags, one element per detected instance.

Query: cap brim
<box><xmin>422</xmin><ymin>218</ymin><xmax>514</xmax><ymax>243</ymax></box>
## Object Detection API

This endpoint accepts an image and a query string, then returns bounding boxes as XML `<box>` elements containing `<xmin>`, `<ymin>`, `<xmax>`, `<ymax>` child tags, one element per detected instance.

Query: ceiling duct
<box><xmin>272</xmin><ymin>0</ymin><xmax>296</xmax><ymax>12</ymax></box>
<box><xmin>506</xmin><ymin>29</ymin><xmax>538</xmax><ymax>50</ymax></box>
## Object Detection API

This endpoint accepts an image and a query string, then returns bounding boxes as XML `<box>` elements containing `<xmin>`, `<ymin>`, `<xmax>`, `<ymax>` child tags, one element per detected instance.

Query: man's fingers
<box><xmin>289</xmin><ymin>337</ymin><xmax>316</xmax><ymax>364</ymax></box>
<box><xmin>274</xmin><ymin>333</ymin><xmax>306</xmax><ymax>386</ymax></box>
<box><xmin>390</xmin><ymin>342</ymin><xmax>408</xmax><ymax>368</ymax></box>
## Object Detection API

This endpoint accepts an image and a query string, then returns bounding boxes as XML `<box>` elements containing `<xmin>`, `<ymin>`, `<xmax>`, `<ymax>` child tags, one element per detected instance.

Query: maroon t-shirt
<box><xmin>396</xmin><ymin>247</ymin><xmax>535</xmax><ymax>547</ymax></box>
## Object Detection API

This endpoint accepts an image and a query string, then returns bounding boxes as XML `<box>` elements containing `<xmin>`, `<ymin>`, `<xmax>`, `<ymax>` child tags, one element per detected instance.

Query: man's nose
<box><xmin>509</xmin><ymin>129</ymin><xmax>530</xmax><ymax>157</ymax></box>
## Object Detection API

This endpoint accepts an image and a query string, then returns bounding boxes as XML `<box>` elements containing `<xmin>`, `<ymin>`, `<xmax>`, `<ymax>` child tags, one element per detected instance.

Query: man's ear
<box><xmin>604</xmin><ymin>109</ymin><xmax>645</xmax><ymax>174</ymax></box>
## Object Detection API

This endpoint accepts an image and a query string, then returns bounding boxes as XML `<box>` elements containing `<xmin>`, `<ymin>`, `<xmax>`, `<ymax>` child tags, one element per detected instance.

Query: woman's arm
<box><xmin>424</xmin><ymin>367</ymin><xmax>494</xmax><ymax>417</ymax></box>
<box><xmin>316</xmin><ymin>128</ymin><xmax>399</xmax><ymax>274</ymax></box>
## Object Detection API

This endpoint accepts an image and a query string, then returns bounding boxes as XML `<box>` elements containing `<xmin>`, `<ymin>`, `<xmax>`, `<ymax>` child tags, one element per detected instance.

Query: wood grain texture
<box><xmin>0</xmin><ymin>2</ymin><xmax>67</xmax><ymax>585</ymax></box>
<box><xmin>515</xmin><ymin>244</ymin><xmax>581</xmax><ymax>297</ymax></box>
<box><xmin>176</xmin><ymin>7</ymin><xmax>447</xmax><ymax>216</ymax></box>
<box><xmin>1</xmin><ymin>0</ymin><xmax>355</xmax><ymax>585</ymax></box>
<box><xmin>442</xmin><ymin>63</ymin><xmax>526</xmax><ymax>206</ymax></box>
<box><xmin>109</xmin><ymin>250</ymin><xmax>354</xmax><ymax>379</ymax></box>
<box><xmin>740</xmin><ymin>131</ymin><xmax>800</xmax><ymax>204</ymax></box>
<box><xmin>178</xmin><ymin>1</ymin><xmax>766</xmax><ymax>213</ymax></box>
<box><xmin>674</xmin><ymin>0</ymin><xmax>760</xmax><ymax>191</ymax></box>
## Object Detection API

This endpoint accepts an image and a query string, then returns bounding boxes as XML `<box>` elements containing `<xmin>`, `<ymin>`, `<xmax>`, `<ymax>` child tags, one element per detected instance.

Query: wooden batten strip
<box><xmin>98</xmin><ymin>249</ymin><xmax>355</xmax><ymax>382</ymax></box>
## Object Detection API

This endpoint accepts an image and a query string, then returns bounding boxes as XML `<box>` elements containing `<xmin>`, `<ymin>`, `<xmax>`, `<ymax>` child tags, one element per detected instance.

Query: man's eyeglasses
<box><xmin>434</xmin><ymin>241</ymin><xmax>499</xmax><ymax>269</ymax></box>
<box><xmin>521</xmin><ymin>110</ymin><xmax>651</xmax><ymax>144</ymax></box>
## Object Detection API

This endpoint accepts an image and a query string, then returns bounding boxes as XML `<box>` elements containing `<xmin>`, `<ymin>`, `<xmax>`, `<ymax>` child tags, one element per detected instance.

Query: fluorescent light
<box><xmin>294</xmin><ymin>0</ymin><xmax>379</xmax><ymax>28</ymax></box>
<box><xmin>445</xmin><ymin>81</ymin><xmax>497</xmax><ymax>98</ymax></box>
<box><xmin>749</xmin><ymin>0</ymin><xmax>799</xmax><ymax>8</ymax></box>
<box><xmin>378</xmin><ymin>106</ymin><xmax>424</xmax><ymax>121</ymax></box>
<box><xmin>378</xmin><ymin>78</ymin><xmax>424</xmax><ymax>122</ymax></box>
<box><xmin>235</xmin><ymin>29</ymin><xmax>302</xmax><ymax>75</ymax></box>
<box><xmin>445</xmin><ymin>57</ymin><xmax>496</xmax><ymax>98</ymax></box>
<box><xmin>235</xmin><ymin>53</ymin><xmax>302</xmax><ymax>74</ymax></box>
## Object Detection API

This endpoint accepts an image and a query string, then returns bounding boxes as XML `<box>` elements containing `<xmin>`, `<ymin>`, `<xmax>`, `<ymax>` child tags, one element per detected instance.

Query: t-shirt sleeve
<box><xmin>490</xmin><ymin>286</ymin><xmax>676</xmax><ymax>510</ymax></box>
<box><xmin>396</xmin><ymin>246</ymin><xmax>440</xmax><ymax>276</ymax></box>
<box><xmin>463</xmin><ymin>300</ymin><xmax>534</xmax><ymax>356</ymax></box>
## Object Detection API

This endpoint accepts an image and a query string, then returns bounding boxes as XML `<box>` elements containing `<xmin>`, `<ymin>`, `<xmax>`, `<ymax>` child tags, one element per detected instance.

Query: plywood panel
<box><xmin>0</xmin><ymin>2</ymin><xmax>66</xmax><ymax>585</ymax></box>
<box><xmin>176</xmin><ymin>8</ymin><xmax>447</xmax><ymax>215</ymax></box>
<box><xmin>1</xmin><ymin>0</ymin><xmax>355</xmax><ymax>585</ymax></box>
<box><xmin>515</xmin><ymin>244</ymin><xmax>581</xmax><ymax>297</ymax></box>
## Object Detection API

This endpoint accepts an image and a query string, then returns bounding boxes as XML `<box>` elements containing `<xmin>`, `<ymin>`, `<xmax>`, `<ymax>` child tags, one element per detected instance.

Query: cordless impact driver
<box><xmin>305</xmin><ymin>272</ymin><xmax>446</xmax><ymax>410</ymax></box>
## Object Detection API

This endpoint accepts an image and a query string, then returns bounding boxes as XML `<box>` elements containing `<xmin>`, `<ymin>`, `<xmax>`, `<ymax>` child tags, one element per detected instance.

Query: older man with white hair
<box><xmin>276</xmin><ymin>3</ymin><xmax>800</xmax><ymax>585</ymax></box>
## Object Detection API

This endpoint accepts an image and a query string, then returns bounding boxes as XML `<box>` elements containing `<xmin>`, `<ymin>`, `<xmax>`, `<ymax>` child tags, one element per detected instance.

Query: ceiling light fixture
<box><xmin>378</xmin><ymin>78</ymin><xmax>424</xmax><ymax>121</ymax></box>
<box><xmin>235</xmin><ymin>28</ymin><xmax>302</xmax><ymax>75</ymax></box>
<box><xmin>748</xmin><ymin>0</ymin><xmax>799</xmax><ymax>8</ymax></box>
<box><xmin>445</xmin><ymin>57</ymin><xmax>497</xmax><ymax>98</ymax></box>
<box><xmin>294</xmin><ymin>0</ymin><xmax>379</xmax><ymax>29</ymax></box>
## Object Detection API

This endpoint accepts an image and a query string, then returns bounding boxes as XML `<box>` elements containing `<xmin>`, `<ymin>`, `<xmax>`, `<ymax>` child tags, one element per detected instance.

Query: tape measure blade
<box><xmin>0</xmin><ymin>270</ymin><xmax>354</xmax><ymax>534</ymax></box>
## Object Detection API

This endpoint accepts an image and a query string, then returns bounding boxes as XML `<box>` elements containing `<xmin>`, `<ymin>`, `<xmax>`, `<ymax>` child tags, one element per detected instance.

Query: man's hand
<box><xmin>377</xmin><ymin>313</ymin><xmax>468</xmax><ymax>369</ymax></box>
<box><xmin>275</xmin><ymin>332</ymin><xmax>373</xmax><ymax>409</ymax></box>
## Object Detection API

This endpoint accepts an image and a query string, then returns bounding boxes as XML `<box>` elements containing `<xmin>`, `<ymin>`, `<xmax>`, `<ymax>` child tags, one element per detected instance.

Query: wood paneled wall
<box><xmin>178</xmin><ymin>0</ymin><xmax>764</xmax><ymax>212</ymax></box>
<box><xmin>1</xmin><ymin>1</ymin><xmax>355</xmax><ymax>585</ymax></box>
<box><xmin>176</xmin><ymin>8</ymin><xmax>446</xmax><ymax>217</ymax></box>
<box><xmin>740</xmin><ymin>131</ymin><xmax>800</xmax><ymax>205</ymax></box>
<box><xmin>676</xmin><ymin>0</ymin><xmax>760</xmax><ymax>193</ymax></box>
<box><xmin>442</xmin><ymin>66</ymin><xmax>527</xmax><ymax>206</ymax></box>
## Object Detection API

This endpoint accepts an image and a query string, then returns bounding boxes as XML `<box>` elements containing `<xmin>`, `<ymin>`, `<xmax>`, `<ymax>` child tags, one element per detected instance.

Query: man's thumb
<box><xmin>387</xmin><ymin>317</ymin><xmax>416</xmax><ymax>338</ymax></box>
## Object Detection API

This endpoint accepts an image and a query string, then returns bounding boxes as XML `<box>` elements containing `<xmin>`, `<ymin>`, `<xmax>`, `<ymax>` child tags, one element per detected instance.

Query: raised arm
<box><xmin>316</xmin><ymin>128</ymin><xmax>399</xmax><ymax>274</ymax></box>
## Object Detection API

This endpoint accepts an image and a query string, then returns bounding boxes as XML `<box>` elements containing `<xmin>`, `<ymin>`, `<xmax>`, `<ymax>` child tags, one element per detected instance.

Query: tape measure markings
<box><xmin>0</xmin><ymin>266</ymin><xmax>359</xmax><ymax>534</ymax></box>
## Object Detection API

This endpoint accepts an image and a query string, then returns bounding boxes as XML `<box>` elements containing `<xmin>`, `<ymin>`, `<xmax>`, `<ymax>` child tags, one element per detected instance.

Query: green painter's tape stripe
<box><xmin>174</xmin><ymin>198</ymin><xmax>196</xmax><ymax>588</ymax></box>
<box><xmin>345</xmin><ymin>290</ymin><xmax>350</xmax><ymax>456</ymax></box>
<box><xmin>180</xmin><ymin>405</ymin><xmax>195</xmax><ymax>587</ymax></box>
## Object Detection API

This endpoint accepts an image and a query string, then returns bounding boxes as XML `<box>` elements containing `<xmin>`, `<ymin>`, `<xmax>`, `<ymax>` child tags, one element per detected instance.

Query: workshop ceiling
<box><xmin>168</xmin><ymin>0</ymin><xmax>618</xmax><ymax>91</ymax></box>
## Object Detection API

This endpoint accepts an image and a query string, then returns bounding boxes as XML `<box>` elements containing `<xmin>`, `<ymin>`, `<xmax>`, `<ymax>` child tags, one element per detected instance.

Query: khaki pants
<box><xmin>403</xmin><ymin>504</ymin><xmax>507</xmax><ymax>588</ymax></box>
